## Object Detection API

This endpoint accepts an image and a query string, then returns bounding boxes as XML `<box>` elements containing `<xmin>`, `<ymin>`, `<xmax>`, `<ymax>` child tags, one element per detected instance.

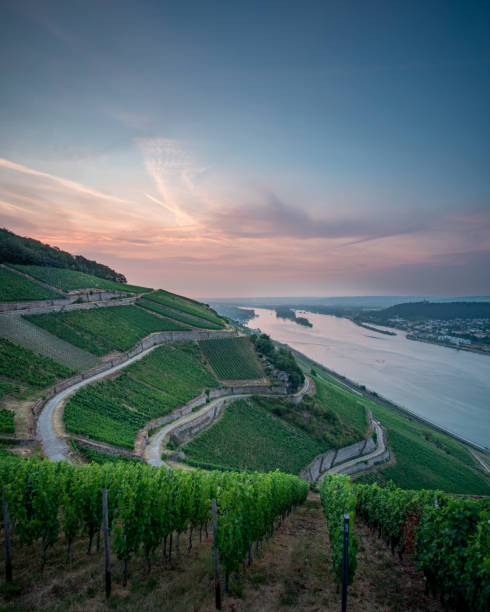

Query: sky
<box><xmin>1</xmin><ymin>0</ymin><xmax>489</xmax><ymax>298</ymax></box>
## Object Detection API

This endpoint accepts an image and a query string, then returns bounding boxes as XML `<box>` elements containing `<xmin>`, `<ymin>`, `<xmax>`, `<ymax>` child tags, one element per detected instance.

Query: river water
<box><xmin>245</xmin><ymin>308</ymin><xmax>490</xmax><ymax>449</ymax></box>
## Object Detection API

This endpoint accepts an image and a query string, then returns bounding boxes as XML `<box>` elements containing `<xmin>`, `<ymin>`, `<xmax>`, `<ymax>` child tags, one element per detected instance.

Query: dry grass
<box><xmin>0</xmin><ymin>493</ymin><xmax>442</xmax><ymax>611</ymax></box>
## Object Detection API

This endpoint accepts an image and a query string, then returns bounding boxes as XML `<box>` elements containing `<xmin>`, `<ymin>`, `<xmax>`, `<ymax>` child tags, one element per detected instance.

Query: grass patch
<box><xmin>12</xmin><ymin>265</ymin><xmax>151</xmax><ymax>293</ymax></box>
<box><xmin>183</xmin><ymin>398</ymin><xmax>324</xmax><ymax>474</ymax></box>
<box><xmin>147</xmin><ymin>289</ymin><xmax>225</xmax><ymax>326</ymax></box>
<box><xmin>137</xmin><ymin>298</ymin><xmax>223</xmax><ymax>329</ymax></box>
<box><xmin>25</xmin><ymin>305</ymin><xmax>189</xmax><ymax>355</ymax></box>
<box><xmin>199</xmin><ymin>337</ymin><xmax>263</xmax><ymax>380</ymax></box>
<box><xmin>0</xmin><ymin>267</ymin><xmax>60</xmax><ymax>302</ymax></box>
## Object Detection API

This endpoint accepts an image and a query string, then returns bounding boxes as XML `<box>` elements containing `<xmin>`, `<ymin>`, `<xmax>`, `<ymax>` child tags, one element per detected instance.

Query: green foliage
<box><xmin>255</xmin><ymin>393</ymin><xmax>364</xmax><ymax>449</ymax></box>
<box><xmin>0</xmin><ymin>409</ymin><xmax>14</xmax><ymax>432</ymax></box>
<box><xmin>64</xmin><ymin>373</ymin><xmax>178</xmax><ymax>449</ymax></box>
<box><xmin>0</xmin><ymin>337</ymin><xmax>73</xmax><ymax>399</ymax></box>
<box><xmin>78</xmin><ymin>445</ymin><xmax>141</xmax><ymax>465</ymax></box>
<box><xmin>251</xmin><ymin>334</ymin><xmax>304</xmax><ymax>391</ymax></box>
<box><xmin>319</xmin><ymin>475</ymin><xmax>357</xmax><ymax>584</ymax></box>
<box><xmin>0</xmin><ymin>228</ymin><xmax>127</xmax><ymax>283</ymax></box>
<box><xmin>313</xmin><ymin>376</ymin><xmax>369</xmax><ymax>436</ymax></box>
<box><xmin>183</xmin><ymin>398</ymin><xmax>324</xmax><ymax>474</ymax></box>
<box><xmin>137</xmin><ymin>298</ymin><xmax>223</xmax><ymax>329</ymax></box>
<box><xmin>126</xmin><ymin>341</ymin><xmax>219</xmax><ymax>403</ymax></box>
<box><xmin>199</xmin><ymin>337</ymin><xmax>264</xmax><ymax>379</ymax></box>
<box><xmin>0</xmin><ymin>267</ymin><xmax>60</xmax><ymax>302</ymax></box>
<box><xmin>13</xmin><ymin>265</ymin><xmax>150</xmax><ymax>293</ymax></box>
<box><xmin>148</xmin><ymin>289</ymin><xmax>225</xmax><ymax>326</ymax></box>
<box><xmin>354</xmin><ymin>480</ymin><xmax>490</xmax><ymax>611</ymax></box>
<box><xmin>0</xmin><ymin>460</ymin><xmax>308</xmax><ymax>579</ymax></box>
<box><xmin>25</xmin><ymin>305</ymin><xmax>189</xmax><ymax>355</ymax></box>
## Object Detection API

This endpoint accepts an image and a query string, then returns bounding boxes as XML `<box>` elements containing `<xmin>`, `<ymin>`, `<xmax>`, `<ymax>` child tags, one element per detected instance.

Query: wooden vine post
<box><xmin>211</xmin><ymin>498</ymin><xmax>221</xmax><ymax>610</ymax></box>
<box><xmin>102</xmin><ymin>488</ymin><xmax>111</xmax><ymax>599</ymax></box>
<box><xmin>2</xmin><ymin>490</ymin><xmax>12</xmax><ymax>583</ymax></box>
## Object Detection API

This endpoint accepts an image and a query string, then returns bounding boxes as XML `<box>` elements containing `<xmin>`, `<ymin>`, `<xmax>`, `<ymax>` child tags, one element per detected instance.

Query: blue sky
<box><xmin>1</xmin><ymin>0</ymin><xmax>489</xmax><ymax>297</ymax></box>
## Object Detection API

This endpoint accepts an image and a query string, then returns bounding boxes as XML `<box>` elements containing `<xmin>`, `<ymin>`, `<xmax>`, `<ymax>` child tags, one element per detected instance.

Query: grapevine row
<box><xmin>0</xmin><ymin>460</ymin><xmax>308</xmax><ymax>586</ymax></box>
<box><xmin>320</xmin><ymin>475</ymin><xmax>489</xmax><ymax>611</ymax></box>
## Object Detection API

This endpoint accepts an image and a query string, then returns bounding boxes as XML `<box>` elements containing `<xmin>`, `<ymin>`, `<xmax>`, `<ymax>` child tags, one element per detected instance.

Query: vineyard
<box><xmin>199</xmin><ymin>336</ymin><xmax>264</xmax><ymax>380</ymax></box>
<box><xmin>148</xmin><ymin>290</ymin><xmax>225</xmax><ymax>327</ymax></box>
<box><xmin>313</xmin><ymin>376</ymin><xmax>369</xmax><ymax>436</ymax></box>
<box><xmin>0</xmin><ymin>460</ymin><xmax>307</xmax><ymax>603</ymax></box>
<box><xmin>320</xmin><ymin>474</ymin><xmax>489</xmax><ymax>611</ymax></box>
<box><xmin>0</xmin><ymin>315</ymin><xmax>97</xmax><ymax>370</ymax></box>
<box><xmin>64</xmin><ymin>342</ymin><xmax>219</xmax><ymax>448</ymax></box>
<box><xmin>0</xmin><ymin>337</ymin><xmax>73</xmax><ymax>399</ymax></box>
<box><xmin>25</xmin><ymin>306</ymin><xmax>189</xmax><ymax>355</ymax></box>
<box><xmin>64</xmin><ymin>373</ymin><xmax>180</xmax><ymax>449</ymax></box>
<box><xmin>11</xmin><ymin>265</ymin><xmax>151</xmax><ymax>294</ymax></box>
<box><xmin>254</xmin><ymin>392</ymin><xmax>365</xmax><ymax>450</ymax></box>
<box><xmin>0</xmin><ymin>267</ymin><xmax>60</xmax><ymax>302</ymax></box>
<box><xmin>137</xmin><ymin>298</ymin><xmax>223</xmax><ymax>330</ymax></box>
<box><xmin>0</xmin><ymin>409</ymin><xmax>14</xmax><ymax>433</ymax></box>
<box><xmin>182</xmin><ymin>398</ymin><xmax>324</xmax><ymax>473</ymax></box>
<box><xmin>125</xmin><ymin>341</ymin><xmax>219</xmax><ymax>403</ymax></box>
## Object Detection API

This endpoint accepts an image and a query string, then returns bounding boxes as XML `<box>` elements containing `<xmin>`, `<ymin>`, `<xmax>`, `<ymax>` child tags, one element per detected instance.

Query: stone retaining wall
<box><xmin>335</xmin><ymin>449</ymin><xmax>390</xmax><ymax>476</ymax></box>
<box><xmin>74</xmin><ymin>438</ymin><xmax>142</xmax><ymax>460</ymax></box>
<box><xmin>300</xmin><ymin>434</ymin><xmax>377</xmax><ymax>481</ymax></box>
<box><xmin>171</xmin><ymin>400</ymin><xmax>228</xmax><ymax>446</ymax></box>
<box><xmin>30</xmin><ymin>329</ymin><xmax>238</xmax><ymax>431</ymax></box>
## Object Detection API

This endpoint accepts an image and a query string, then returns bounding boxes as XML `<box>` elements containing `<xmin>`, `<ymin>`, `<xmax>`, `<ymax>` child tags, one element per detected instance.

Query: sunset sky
<box><xmin>1</xmin><ymin>1</ymin><xmax>489</xmax><ymax>298</ymax></box>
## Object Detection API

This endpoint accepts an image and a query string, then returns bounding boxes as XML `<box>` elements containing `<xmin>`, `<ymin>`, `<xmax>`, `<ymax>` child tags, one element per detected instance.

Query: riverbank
<box><xmin>405</xmin><ymin>334</ymin><xmax>490</xmax><ymax>356</ymax></box>
<box><xmin>353</xmin><ymin>321</ymin><xmax>396</xmax><ymax>335</ymax></box>
<box><xmin>277</xmin><ymin>341</ymin><xmax>490</xmax><ymax>456</ymax></box>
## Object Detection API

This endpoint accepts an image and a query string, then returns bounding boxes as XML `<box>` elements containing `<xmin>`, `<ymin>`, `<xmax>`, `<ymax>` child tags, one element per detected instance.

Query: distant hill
<box><xmin>0</xmin><ymin>228</ymin><xmax>126</xmax><ymax>283</ymax></box>
<box><xmin>367</xmin><ymin>301</ymin><xmax>490</xmax><ymax>322</ymax></box>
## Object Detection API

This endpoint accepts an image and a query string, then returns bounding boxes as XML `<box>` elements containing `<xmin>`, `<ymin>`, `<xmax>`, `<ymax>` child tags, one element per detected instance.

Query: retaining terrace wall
<box><xmin>30</xmin><ymin>329</ymin><xmax>238</xmax><ymax>433</ymax></box>
<box><xmin>171</xmin><ymin>400</ymin><xmax>228</xmax><ymax>446</ymax></box>
<box><xmin>336</xmin><ymin>449</ymin><xmax>390</xmax><ymax>476</ymax></box>
<box><xmin>300</xmin><ymin>435</ymin><xmax>377</xmax><ymax>482</ymax></box>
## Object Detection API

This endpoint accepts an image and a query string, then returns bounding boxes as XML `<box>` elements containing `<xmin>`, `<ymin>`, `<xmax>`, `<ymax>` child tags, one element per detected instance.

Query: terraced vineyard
<box><xmin>12</xmin><ymin>265</ymin><xmax>151</xmax><ymax>293</ymax></box>
<box><xmin>0</xmin><ymin>315</ymin><xmax>96</xmax><ymax>370</ymax></box>
<box><xmin>137</xmin><ymin>298</ymin><xmax>223</xmax><ymax>329</ymax></box>
<box><xmin>313</xmin><ymin>376</ymin><xmax>369</xmax><ymax>435</ymax></box>
<box><xmin>183</xmin><ymin>398</ymin><xmax>324</xmax><ymax>473</ymax></box>
<box><xmin>64</xmin><ymin>373</ymin><xmax>178</xmax><ymax>449</ymax></box>
<box><xmin>148</xmin><ymin>289</ymin><xmax>224</xmax><ymax>327</ymax></box>
<box><xmin>25</xmin><ymin>305</ymin><xmax>189</xmax><ymax>355</ymax></box>
<box><xmin>126</xmin><ymin>341</ymin><xmax>219</xmax><ymax>403</ymax></box>
<box><xmin>199</xmin><ymin>336</ymin><xmax>264</xmax><ymax>380</ymax></box>
<box><xmin>65</xmin><ymin>342</ymin><xmax>219</xmax><ymax>448</ymax></box>
<box><xmin>0</xmin><ymin>337</ymin><xmax>74</xmax><ymax>399</ymax></box>
<box><xmin>0</xmin><ymin>267</ymin><xmax>60</xmax><ymax>302</ymax></box>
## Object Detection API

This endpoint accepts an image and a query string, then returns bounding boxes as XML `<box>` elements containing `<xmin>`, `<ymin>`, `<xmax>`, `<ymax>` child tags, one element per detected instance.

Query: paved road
<box><xmin>146</xmin><ymin>375</ymin><xmax>313</xmax><ymax>467</ymax></box>
<box><xmin>37</xmin><ymin>344</ymin><xmax>160</xmax><ymax>461</ymax></box>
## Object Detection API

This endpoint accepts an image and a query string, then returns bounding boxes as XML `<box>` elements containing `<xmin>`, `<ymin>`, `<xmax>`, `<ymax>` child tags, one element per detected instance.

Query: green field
<box><xmin>313</xmin><ymin>376</ymin><xmax>369</xmax><ymax>435</ymax></box>
<box><xmin>199</xmin><ymin>337</ymin><xmax>264</xmax><ymax>379</ymax></box>
<box><xmin>126</xmin><ymin>341</ymin><xmax>219</xmax><ymax>403</ymax></box>
<box><xmin>148</xmin><ymin>289</ymin><xmax>225</xmax><ymax>327</ymax></box>
<box><xmin>0</xmin><ymin>315</ymin><xmax>96</xmax><ymax>370</ymax></box>
<box><xmin>11</xmin><ymin>265</ymin><xmax>151</xmax><ymax>294</ymax></box>
<box><xmin>0</xmin><ymin>267</ymin><xmax>60</xmax><ymax>302</ymax></box>
<box><xmin>354</xmin><ymin>396</ymin><xmax>490</xmax><ymax>495</ymax></box>
<box><xmin>25</xmin><ymin>305</ymin><xmax>189</xmax><ymax>355</ymax></box>
<box><xmin>183</xmin><ymin>398</ymin><xmax>324</xmax><ymax>473</ymax></box>
<box><xmin>137</xmin><ymin>298</ymin><xmax>223</xmax><ymax>329</ymax></box>
<box><xmin>0</xmin><ymin>337</ymin><xmax>73</xmax><ymax>401</ymax></box>
<box><xmin>64</xmin><ymin>373</ymin><xmax>179</xmax><ymax>449</ymax></box>
<box><xmin>77</xmin><ymin>445</ymin><xmax>141</xmax><ymax>465</ymax></box>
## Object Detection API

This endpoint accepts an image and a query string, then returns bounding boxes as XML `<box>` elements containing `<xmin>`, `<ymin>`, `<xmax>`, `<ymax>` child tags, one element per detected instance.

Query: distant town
<box><xmin>384</xmin><ymin>316</ymin><xmax>490</xmax><ymax>354</ymax></box>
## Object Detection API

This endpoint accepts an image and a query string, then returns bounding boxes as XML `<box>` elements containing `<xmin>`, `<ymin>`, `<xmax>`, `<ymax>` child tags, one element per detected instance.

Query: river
<box><xmin>245</xmin><ymin>308</ymin><xmax>490</xmax><ymax>449</ymax></box>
